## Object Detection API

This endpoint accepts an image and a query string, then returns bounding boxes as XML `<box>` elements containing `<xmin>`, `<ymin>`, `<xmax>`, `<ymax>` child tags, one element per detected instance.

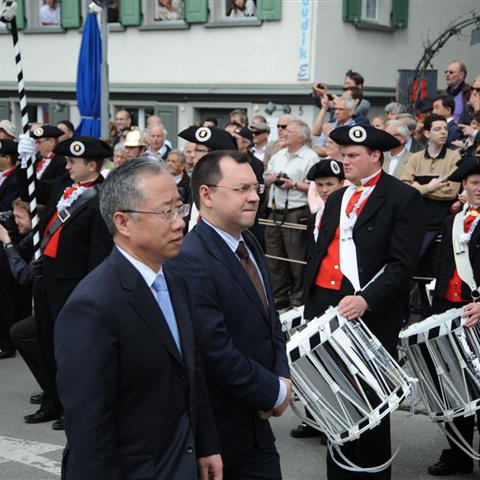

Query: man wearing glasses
<box><xmin>166</xmin><ymin>151</ymin><xmax>291</xmax><ymax>479</ymax></box>
<box><xmin>55</xmin><ymin>158</ymin><xmax>222</xmax><ymax>480</ymax></box>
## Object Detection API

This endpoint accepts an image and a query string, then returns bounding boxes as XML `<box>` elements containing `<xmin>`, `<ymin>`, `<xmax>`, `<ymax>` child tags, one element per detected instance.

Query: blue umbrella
<box><xmin>75</xmin><ymin>12</ymin><xmax>101</xmax><ymax>137</ymax></box>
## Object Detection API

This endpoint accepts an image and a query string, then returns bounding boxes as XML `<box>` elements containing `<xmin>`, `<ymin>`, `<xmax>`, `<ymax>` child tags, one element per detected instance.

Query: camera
<box><xmin>0</xmin><ymin>211</ymin><xmax>18</xmax><ymax>243</ymax></box>
<box><xmin>274</xmin><ymin>173</ymin><xmax>291</xmax><ymax>187</ymax></box>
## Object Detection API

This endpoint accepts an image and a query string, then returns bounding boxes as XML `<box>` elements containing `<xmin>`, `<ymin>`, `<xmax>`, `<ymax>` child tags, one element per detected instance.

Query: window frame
<box><xmin>139</xmin><ymin>0</ymin><xmax>189</xmax><ymax>31</ymax></box>
<box><xmin>24</xmin><ymin>0</ymin><xmax>64</xmax><ymax>34</ymax></box>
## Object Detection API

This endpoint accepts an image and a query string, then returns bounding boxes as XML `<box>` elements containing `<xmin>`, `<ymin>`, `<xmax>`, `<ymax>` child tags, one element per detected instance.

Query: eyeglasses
<box><xmin>195</xmin><ymin>148</ymin><xmax>210</xmax><ymax>154</ymax></box>
<box><xmin>206</xmin><ymin>184</ymin><xmax>265</xmax><ymax>195</ymax></box>
<box><xmin>277</xmin><ymin>124</ymin><xmax>288</xmax><ymax>129</ymax></box>
<box><xmin>119</xmin><ymin>204</ymin><xmax>190</xmax><ymax>221</ymax></box>
<box><xmin>472</xmin><ymin>87</ymin><xmax>480</xmax><ymax>93</ymax></box>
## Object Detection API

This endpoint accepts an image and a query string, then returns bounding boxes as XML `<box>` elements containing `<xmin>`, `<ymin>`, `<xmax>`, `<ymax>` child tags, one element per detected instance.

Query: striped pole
<box><xmin>1</xmin><ymin>2</ymin><xmax>41</xmax><ymax>261</ymax></box>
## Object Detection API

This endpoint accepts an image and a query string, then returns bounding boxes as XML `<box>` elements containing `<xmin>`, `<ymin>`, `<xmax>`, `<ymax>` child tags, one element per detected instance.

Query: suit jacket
<box><xmin>446</xmin><ymin>118</ymin><xmax>464</xmax><ymax>148</ymax></box>
<box><xmin>0</xmin><ymin>171</ymin><xmax>19</xmax><ymax>211</ymax></box>
<box><xmin>383</xmin><ymin>149</ymin><xmax>412</xmax><ymax>179</ymax></box>
<box><xmin>55</xmin><ymin>247</ymin><xmax>220</xmax><ymax>480</ymax></box>
<box><xmin>35</xmin><ymin>154</ymin><xmax>67</xmax><ymax>184</ymax></box>
<box><xmin>434</xmin><ymin>215</ymin><xmax>480</xmax><ymax>301</ymax></box>
<box><xmin>304</xmin><ymin>173</ymin><xmax>426</xmax><ymax>352</ymax></box>
<box><xmin>165</xmin><ymin>220</ymin><xmax>289</xmax><ymax>465</ymax></box>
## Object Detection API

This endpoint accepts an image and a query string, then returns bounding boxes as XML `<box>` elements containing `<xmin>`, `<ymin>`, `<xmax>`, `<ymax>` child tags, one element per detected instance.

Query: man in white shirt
<box><xmin>264</xmin><ymin>119</ymin><xmax>319</xmax><ymax>308</ymax></box>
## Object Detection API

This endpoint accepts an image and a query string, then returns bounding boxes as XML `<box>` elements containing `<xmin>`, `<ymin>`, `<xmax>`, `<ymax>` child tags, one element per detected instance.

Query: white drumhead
<box><xmin>399</xmin><ymin>308</ymin><xmax>463</xmax><ymax>339</ymax></box>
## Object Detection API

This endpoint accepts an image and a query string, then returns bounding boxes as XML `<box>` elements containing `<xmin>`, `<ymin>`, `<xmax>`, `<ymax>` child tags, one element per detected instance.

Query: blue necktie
<box><xmin>152</xmin><ymin>274</ymin><xmax>182</xmax><ymax>354</ymax></box>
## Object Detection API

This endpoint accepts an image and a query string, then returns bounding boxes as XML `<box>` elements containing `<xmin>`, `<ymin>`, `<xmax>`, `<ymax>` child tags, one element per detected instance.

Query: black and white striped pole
<box><xmin>0</xmin><ymin>0</ymin><xmax>41</xmax><ymax>262</ymax></box>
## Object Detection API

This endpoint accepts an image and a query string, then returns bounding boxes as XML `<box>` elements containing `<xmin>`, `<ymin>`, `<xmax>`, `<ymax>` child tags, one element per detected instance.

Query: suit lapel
<box><xmin>109</xmin><ymin>248</ymin><xmax>184</xmax><ymax>366</ymax></box>
<box><xmin>165</xmin><ymin>270</ymin><xmax>193</xmax><ymax>373</ymax></box>
<box><xmin>196</xmin><ymin>221</ymin><xmax>268</xmax><ymax>320</ymax></box>
<box><xmin>353</xmin><ymin>173</ymin><xmax>387</xmax><ymax>232</ymax></box>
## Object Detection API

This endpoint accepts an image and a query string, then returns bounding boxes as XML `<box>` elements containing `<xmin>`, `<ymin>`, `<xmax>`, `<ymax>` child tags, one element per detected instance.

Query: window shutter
<box><xmin>120</xmin><ymin>0</ymin><xmax>141</xmax><ymax>26</ymax></box>
<box><xmin>391</xmin><ymin>0</ymin><xmax>408</xmax><ymax>28</ymax></box>
<box><xmin>15</xmin><ymin>0</ymin><xmax>25</xmax><ymax>30</ymax></box>
<box><xmin>61</xmin><ymin>0</ymin><xmax>81</xmax><ymax>29</ymax></box>
<box><xmin>342</xmin><ymin>0</ymin><xmax>362</xmax><ymax>23</ymax></box>
<box><xmin>257</xmin><ymin>0</ymin><xmax>281</xmax><ymax>21</ymax></box>
<box><xmin>154</xmin><ymin>105</ymin><xmax>178</xmax><ymax>149</ymax></box>
<box><xmin>184</xmin><ymin>0</ymin><xmax>208</xmax><ymax>24</ymax></box>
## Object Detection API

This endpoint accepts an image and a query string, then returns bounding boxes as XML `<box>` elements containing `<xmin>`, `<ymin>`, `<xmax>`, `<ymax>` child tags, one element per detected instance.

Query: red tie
<box><xmin>345</xmin><ymin>171</ymin><xmax>382</xmax><ymax>217</ymax></box>
<box><xmin>464</xmin><ymin>208</ymin><xmax>479</xmax><ymax>233</ymax></box>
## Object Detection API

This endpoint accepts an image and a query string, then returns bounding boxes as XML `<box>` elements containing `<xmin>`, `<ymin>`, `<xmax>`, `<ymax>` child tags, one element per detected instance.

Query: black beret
<box><xmin>449</xmin><ymin>152</ymin><xmax>480</xmax><ymax>182</ymax></box>
<box><xmin>30</xmin><ymin>125</ymin><xmax>64</xmax><ymax>139</ymax></box>
<box><xmin>307</xmin><ymin>160</ymin><xmax>345</xmax><ymax>181</ymax></box>
<box><xmin>234</xmin><ymin>126</ymin><xmax>253</xmax><ymax>143</ymax></box>
<box><xmin>53</xmin><ymin>137</ymin><xmax>113</xmax><ymax>159</ymax></box>
<box><xmin>329</xmin><ymin>125</ymin><xmax>400</xmax><ymax>151</ymax></box>
<box><xmin>0</xmin><ymin>139</ymin><xmax>19</xmax><ymax>156</ymax></box>
<box><xmin>178</xmin><ymin>126</ymin><xmax>237</xmax><ymax>151</ymax></box>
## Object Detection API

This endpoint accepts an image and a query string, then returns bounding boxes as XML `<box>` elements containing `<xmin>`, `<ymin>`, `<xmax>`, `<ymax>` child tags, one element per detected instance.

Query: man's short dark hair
<box><xmin>366</xmin><ymin>147</ymin><xmax>384</xmax><ymax>166</ymax></box>
<box><xmin>345</xmin><ymin>70</ymin><xmax>364</xmax><ymax>87</ymax></box>
<box><xmin>433</xmin><ymin>94</ymin><xmax>455</xmax><ymax>115</ymax></box>
<box><xmin>423</xmin><ymin>114</ymin><xmax>447</xmax><ymax>131</ymax></box>
<box><xmin>57</xmin><ymin>120</ymin><xmax>75</xmax><ymax>133</ymax></box>
<box><xmin>204</xmin><ymin>117</ymin><xmax>218</xmax><ymax>127</ymax></box>
<box><xmin>224</xmin><ymin>121</ymin><xmax>242</xmax><ymax>130</ymax></box>
<box><xmin>472</xmin><ymin>111</ymin><xmax>480</xmax><ymax>124</ymax></box>
<box><xmin>229</xmin><ymin>109</ymin><xmax>248</xmax><ymax>126</ymax></box>
<box><xmin>191</xmin><ymin>150</ymin><xmax>248</xmax><ymax>208</ymax></box>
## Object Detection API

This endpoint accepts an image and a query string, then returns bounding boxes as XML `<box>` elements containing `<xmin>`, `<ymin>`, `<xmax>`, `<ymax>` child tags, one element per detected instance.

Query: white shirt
<box><xmin>39</xmin><ymin>4</ymin><xmax>60</xmax><ymax>25</ymax></box>
<box><xmin>266</xmin><ymin>145</ymin><xmax>319</xmax><ymax>209</ymax></box>
<box><xmin>388</xmin><ymin>147</ymin><xmax>407</xmax><ymax>176</ymax></box>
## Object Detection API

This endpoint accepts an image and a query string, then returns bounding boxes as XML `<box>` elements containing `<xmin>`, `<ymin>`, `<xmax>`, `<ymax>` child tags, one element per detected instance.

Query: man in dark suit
<box><xmin>427</xmin><ymin>153</ymin><xmax>480</xmax><ymax>476</ymax></box>
<box><xmin>16</xmin><ymin>136</ymin><xmax>113</xmax><ymax>429</ymax></box>
<box><xmin>30</xmin><ymin>125</ymin><xmax>67</xmax><ymax>186</ymax></box>
<box><xmin>303</xmin><ymin>125</ymin><xmax>425</xmax><ymax>480</ymax></box>
<box><xmin>166</xmin><ymin>150</ymin><xmax>291</xmax><ymax>479</ymax></box>
<box><xmin>55</xmin><ymin>158</ymin><xmax>222</xmax><ymax>480</ymax></box>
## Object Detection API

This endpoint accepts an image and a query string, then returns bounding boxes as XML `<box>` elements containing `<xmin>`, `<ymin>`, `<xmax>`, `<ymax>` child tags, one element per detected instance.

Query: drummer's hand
<box><xmin>462</xmin><ymin>303</ymin><xmax>480</xmax><ymax>328</ymax></box>
<box><xmin>272</xmin><ymin>378</ymin><xmax>292</xmax><ymax>417</ymax></box>
<box><xmin>338</xmin><ymin>295</ymin><xmax>369</xmax><ymax>320</ymax></box>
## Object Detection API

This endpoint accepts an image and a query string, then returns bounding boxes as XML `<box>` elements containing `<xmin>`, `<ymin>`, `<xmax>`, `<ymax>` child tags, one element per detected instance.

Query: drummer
<box><xmin>427</xmin><ymin>151</ymin><xmax>480</xmax><ymax>477</ymax></box>
<box><xmin>303</xmin><ymin>125</ymin><xmax>425</xmax><ymax>479</ymax></box>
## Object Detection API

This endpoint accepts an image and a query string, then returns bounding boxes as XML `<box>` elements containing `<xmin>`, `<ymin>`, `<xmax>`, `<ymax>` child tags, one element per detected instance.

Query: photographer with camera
<box><xmin>264</xmin><ymin>119</ymin><xmax>319</xmax><ymax>309</ymax></box>
<box><xmin>0</xmin><ymin>198</ymin><xmax>33</xmax><ymax>360</ymax></box>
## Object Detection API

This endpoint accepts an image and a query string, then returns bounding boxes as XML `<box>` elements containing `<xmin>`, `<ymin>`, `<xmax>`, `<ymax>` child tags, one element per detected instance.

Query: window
<box><xmin>25</xmin><ymin>0</ymin><xmax>63</xmax><ymax>32</ymax></box>
<box><xmin>208</xmin><ymin>0</ymin><xmax>257</xmax><ymax>23</ymax></box>
<box><xmin>141</xmin><ymin>0</ymin><xmax>188</xmax><ymax>30</ymax></box>
<box><xmin>343</xmin><ymin>0</ymin><xmax>408</xmax><ymax>30</ymax></box>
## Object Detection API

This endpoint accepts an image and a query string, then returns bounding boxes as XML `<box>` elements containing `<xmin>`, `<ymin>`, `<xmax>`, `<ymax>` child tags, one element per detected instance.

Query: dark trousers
<box><xmin>327</xmin><ymin>416</ymin><xmax>391</xmax><ymax>480</ymax></box>
<box><xmin>10</xmin><ymin>315</ymin><xmax>46</xmax><ymax>392</ymax></box>
<box><xmin>223</xmin><ymin>443</ymin><xmax>282</xmax><ymax>480</ymax></box>
<box><xmin>265</xmin><ymin>206</ymin><xmax>308</xmax><ymax>307</ymax></box>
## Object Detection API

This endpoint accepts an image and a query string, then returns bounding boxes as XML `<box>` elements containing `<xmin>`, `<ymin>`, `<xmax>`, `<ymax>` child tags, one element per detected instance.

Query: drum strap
<box><xmin>452</xmin><ymin>207</ymin><xmax>480</xmax><ymax>301</ymax></box>
<box><xmin>437</xmin><ymin>421</ymin><xmax>480</xmax><ymax>460</ymax></box>
<box><xmin>339</xmin><ymin>190</ymin><xmax>385</xmax><ymax>293</ymax></box>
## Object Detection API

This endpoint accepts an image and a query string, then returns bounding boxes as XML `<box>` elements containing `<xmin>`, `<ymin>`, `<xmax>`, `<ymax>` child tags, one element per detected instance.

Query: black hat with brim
<box><xmin>449</xmin><ymin>152</ymin><xmax>480</xmax><ymax>182</ymax></box>
<box><xmin>307</xmin><ymin>159</ymin><xmax>345</xmax><ymax>181</ymax></box>
<box><xmin>0</xmin><ymin>139</ymin><xmax>19</xmax><ymax>156</ymax></box>
<box><xmin>178</xmin><ymin>126</ymin><xmax>237</xmax><ymax>151</ymax></box>
<box><xmin>53</xmin><ymin>137</ymin><xmax>113</xmax><ymax>159</ymax></box>
<box><xmin>329</xmin><ymin>125</ymin><xmax>400</xmax><ymax>151</ymax></box>
<box><xmin>31</xmin><ymin>125</ymin><xmax>64</xmax><ymax>139</ymax></box>
<box><xmin>234</xmin><ymin>126</ymin><xmax>253</xmax><ymax>143</ymax></box>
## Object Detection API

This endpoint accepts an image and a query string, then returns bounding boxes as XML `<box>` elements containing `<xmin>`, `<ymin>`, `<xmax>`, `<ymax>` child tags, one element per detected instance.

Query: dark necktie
<box><xmin>236</xmin><ymin>241</ymin><xmax>268</xmax><ymax>313</ymax></box>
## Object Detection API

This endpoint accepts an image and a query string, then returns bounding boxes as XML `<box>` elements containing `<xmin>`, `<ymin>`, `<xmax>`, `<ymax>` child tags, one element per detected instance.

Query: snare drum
<box><xmin>399</xmin><ymin>308</ymin><xmax>480</xmax><ymax>422</ymax></box>
<box><xmin>287</xmin><ymin>306</ymin><xmax>411</xmax><ymax>445</ymax></box>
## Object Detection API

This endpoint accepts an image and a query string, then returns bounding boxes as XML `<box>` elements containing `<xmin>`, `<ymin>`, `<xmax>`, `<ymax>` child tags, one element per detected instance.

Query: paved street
<box><xmin>0</xmin><ymin>355</ymin><xmax>478</xmax><ymax>480</ymax></box>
